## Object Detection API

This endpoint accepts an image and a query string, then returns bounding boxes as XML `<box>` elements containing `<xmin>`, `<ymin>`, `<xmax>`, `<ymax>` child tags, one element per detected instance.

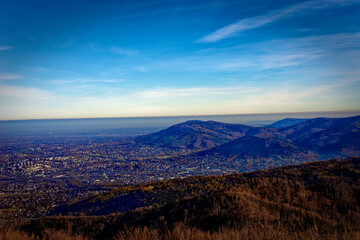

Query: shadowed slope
<box><xmin>294</xmin><ymin>115</ymin><xmax>360</xmax><ymax>155</ymax></box>
<box><xmin>267</xmin><ymin>118</ymin><xmax>310</xmax><ymax>128</ymax></box>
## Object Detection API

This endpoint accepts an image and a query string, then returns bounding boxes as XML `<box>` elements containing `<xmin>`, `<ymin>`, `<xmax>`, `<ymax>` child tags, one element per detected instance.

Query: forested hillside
<box><xmin>3</xmin><ymin>157</ymin><xmax>359</xmax><ymax>240</ymax></box>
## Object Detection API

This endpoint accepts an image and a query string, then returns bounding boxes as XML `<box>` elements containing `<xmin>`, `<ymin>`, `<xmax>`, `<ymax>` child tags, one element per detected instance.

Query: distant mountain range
<box><xmin>135</xmin><ymin>120</ymin><xmax>279</xmax><ymax>150</ymax></box>
<box><xmin>266</xmin><ymin>118</ymin><xmax>310</xmax><ymax>128</ymax></box>
<box><xmin>292</xmin><ymin>115</ymin><xmax>360</xmax><ymax>154</ymax></box>
<box><xmin>135</xmin><ymin>115</ymin><xmax>360</xmax><ymax>171</ymax></box>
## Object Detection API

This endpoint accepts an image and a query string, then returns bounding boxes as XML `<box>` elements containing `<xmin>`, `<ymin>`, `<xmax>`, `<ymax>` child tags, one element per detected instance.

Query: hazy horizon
<box><xmin>1</xmin><ymin>111</ymin><xmax>359</xmax><ymax>137</ymax></box>
<box><xmin>1</xmin><ymin>110</ymin><xmax>360</xmax><ymax>122</ymax></box>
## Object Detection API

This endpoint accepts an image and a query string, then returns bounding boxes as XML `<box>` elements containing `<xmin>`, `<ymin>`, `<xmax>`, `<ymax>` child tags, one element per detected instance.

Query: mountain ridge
<box><xmin>135</xmin><ymin>120</ymin><xmax>279</xmax><ymax>150</ymax></box>
<box><xmin>133</xmin><ymin>115</ymin><xmax>360</xmax><ymax>173</ymax></box>
<box><xmin>266</xmin><ymin>118</ymin><xmax>310</xmax><ymax>128</ymax></box>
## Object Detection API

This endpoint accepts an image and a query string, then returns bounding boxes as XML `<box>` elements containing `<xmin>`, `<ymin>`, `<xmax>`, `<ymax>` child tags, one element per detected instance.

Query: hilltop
<box><xmin>135</xmin><ymin>115</ymin><xmax>360</xmax><ymax>174</ymax></box>
<box><xmin>135</xmin><ymin>120</ymin><xmax>279</xmax><ymax>150</ymax></box>
<box><xmin>266</xmin><ymin>118</ymin><xmax>310</xmax><ymax>128</ymax></box>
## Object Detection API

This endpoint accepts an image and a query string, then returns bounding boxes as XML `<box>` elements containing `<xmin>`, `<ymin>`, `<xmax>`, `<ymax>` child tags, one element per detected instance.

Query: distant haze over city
<box><xmin>1</xmin><ymin>112</ymin><xmax>360</xmax><ymax>137</ymax></box>
<box><xmin>1</xmin><ymin>0</ymin><xmax>360</xmax><ymax>120</ymax></box>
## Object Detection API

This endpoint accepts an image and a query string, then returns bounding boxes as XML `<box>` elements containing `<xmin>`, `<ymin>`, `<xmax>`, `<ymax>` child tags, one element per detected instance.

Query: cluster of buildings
<box><xmin>0</xmin><ymin>134</ymin><xmax>239</xmax><ymax>220</ymax></box>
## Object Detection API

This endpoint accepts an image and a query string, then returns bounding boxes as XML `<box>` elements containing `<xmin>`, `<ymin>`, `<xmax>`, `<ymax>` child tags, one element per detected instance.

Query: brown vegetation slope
<box><xmin>7</xmin><ymin>157</ymin><xmax>360</xmax><ymax>240</ymax></box>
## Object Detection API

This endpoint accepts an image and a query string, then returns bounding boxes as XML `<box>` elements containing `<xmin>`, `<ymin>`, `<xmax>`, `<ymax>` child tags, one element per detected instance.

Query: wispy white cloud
<box><xmin>218</xmin><ymin>52</ymin><xmax>320</xmax><ymax>70</ymax></box>
<box><xmin>110</xmin><ymin>46</ymin><xmax>139</xmax><ymax>56</ymax></box>
<box><xmin>0</xmin><ymin>81</ymin><xmax>355</xmax><ymax>120</ymax></box>
<box><xmin>51</xmin><ymin>77</ymin><xmax>125</xmax><ymax>85</ymax></box>
<box><xmin>87</xmin><ymin>43</ymin><xmax>139</xmax><ymax>57</ymax></box>
<box><xmin>0</xmin><ymin>74</ymin><xmax>19</xmax><ymax>80</ymax></box>
<box><xmin>199</xmin><ymin>0</ymin><xmax>359</xmax><ymax>43</ymax></box>
<box><xmin>222</xmin><ymin>84</ymin><xmax>343</xmax><ymax>114</ymax></box>
<box><xmin>133</xmin><ymin>86</ymin><xmax>261</xmax><ymax>100</ymax></box>
<box><xmin>136</xmin><ymin>66</ymin><xmax>148</xmax><ymax>72</ymax></box>
<box><xmin>144</xmin><ymin>49</ymin><xmax>319</xmax><ymax>73</ymax></box>
<box><xmin>0</xmin><ymin>84</ymin><xmax>51</xmax><ymax>100</ymax></box>
<box><xmin>290</xmin><ymin>32</ymin><xmax>360</xmax><ymax>51</ymax></box>
<box><xmin>0</xmin><ymin>46</ymin><xmax>14</xmax><ymax>51</ymax></box>
<box><xmin>256</xmin><ymin>32</ymin><xmax>360</xmax><ymax>68</ymax></box>
<box><xmin>153</xmin><ymin>32</ymin><xmax>360</xmax><ymax>73</ymax></box>
<box><xmin>120</xmin><ymin>84</ymin><xmax>345</xmax><ymax>116</ymax></box>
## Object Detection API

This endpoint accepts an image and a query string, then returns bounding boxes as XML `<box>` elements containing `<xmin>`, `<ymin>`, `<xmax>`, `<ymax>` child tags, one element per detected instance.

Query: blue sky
<box><xmin>0</xmin><ymin>0</ymin><xmax>360</xmax><ymax>120</ymax></box>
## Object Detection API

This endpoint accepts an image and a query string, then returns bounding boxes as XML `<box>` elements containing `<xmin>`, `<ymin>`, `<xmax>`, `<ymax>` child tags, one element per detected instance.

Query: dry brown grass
<box><xmin>0</xmin><ymin>228</ymin><xmax>88</xmax><ymax>240</ymax></box>
<box><xmin>2</xmin><ymin>223</ymin><xmax>360</xmax><ymax>240</ymax></box>
<box><xmin>115</xmin><ymin>223</ymin><xmax>360</xmax><ymax>240</ymax></box>
<box><xmin>0</xmin><ymin>228</ymin><xmax>32</xmax><ymax>240</ymax></box>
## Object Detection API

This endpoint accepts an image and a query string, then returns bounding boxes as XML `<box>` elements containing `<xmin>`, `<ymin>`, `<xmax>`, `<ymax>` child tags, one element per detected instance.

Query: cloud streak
<box><xmin>0</xmin><ymin>74</ymin><xmax>19</xmax><ymax>80</ymax></box>
<box><xmin>0</xmin><ymin>81</ymin><xmax>354</xmax><ymax>120</ymax></box>
<box><xmin>199</xmin><ymin>0</ymin><xmax>359</xmax><ymax>43</ymax></box>
<box><xmin>158</xmin><ymin>32</ymin><xmax>360</xmax><ymax>73</ymax></box>
<box><xmin>110</xmin><ymin>47</ymin><xmax>139</xmax><ymax>56</ymax></box>
<box><xmin>51</xmin><ymin>77</ymin><xmax>125</xmax><ymax>85</ymax></box>
<box><xmin>0</xmin><ymin>46</ymin><xmax>14</xmax><ymax>51</ymax></box>
<box><xmin>134</xmin><ymin>86</ymin><xmax>261</xmax><ymax>100</ymax></box>
<box><xmin>0</xmin><ymin>84</ymin><xmax>51</xmax><ymax>100</ymax></box>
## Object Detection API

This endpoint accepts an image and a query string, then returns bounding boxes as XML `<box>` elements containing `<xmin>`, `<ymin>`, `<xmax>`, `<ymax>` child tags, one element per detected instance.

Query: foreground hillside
<box><xmin>6</xmin><ymin>157</ymin><xmax>360</xmax><ymax>240</ymax></box>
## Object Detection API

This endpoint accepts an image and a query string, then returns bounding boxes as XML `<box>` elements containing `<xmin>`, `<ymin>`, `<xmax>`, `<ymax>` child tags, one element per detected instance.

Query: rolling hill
<box><xmin>136</xmin><ymin>115</ymin><xmax>360</xmax><ymax>160</ymax></box>
<box><xmin>294</xmin><ymin>115</ymin><xmax>360</xmax><ymax>155</ymax></box>
<box><xmin>197</xmin><ymin>135</ymin><xmax>303</xmax><ymax>158</ymax></box>
<box><xmin>266</xmin><ymin>118</ymin><xmax>310</xmax><ymax>128</ymax></box>
<box><xmin>278</xmin><ymin>117</ymin><xmax>338</xmax><ymax>141</ymax></box>
<box><xmin>170</xmin><ymin>135</ymin><xmax>317</xmax><ymax>173</ymax></box>
<box><xmin>135</xmin><ymin>120</ymin><xmax>279</xmax><ymax>150</ymax></box>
